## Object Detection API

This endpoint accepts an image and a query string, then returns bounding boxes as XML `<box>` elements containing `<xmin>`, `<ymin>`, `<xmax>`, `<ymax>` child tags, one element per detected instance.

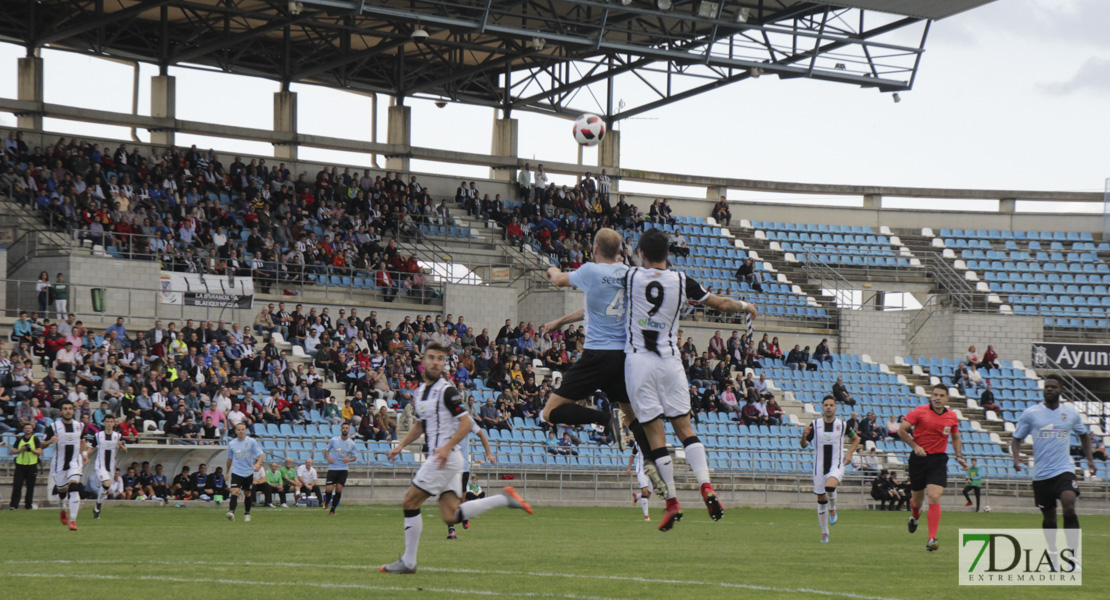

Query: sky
<box><xmin>0</xmin><ymin>0</ymin><xmax>1106</xmax><ymax>213</ymax></box>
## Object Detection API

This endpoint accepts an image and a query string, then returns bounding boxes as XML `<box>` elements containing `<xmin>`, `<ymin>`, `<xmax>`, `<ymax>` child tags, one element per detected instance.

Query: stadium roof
<box><xmin>0</xmin><ymin>0</ymin><xmax>995</xmax><ymax>121</ymax></box>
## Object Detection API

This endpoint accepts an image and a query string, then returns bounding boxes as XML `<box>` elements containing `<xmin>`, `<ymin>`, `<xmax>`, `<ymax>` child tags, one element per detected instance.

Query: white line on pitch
<box><xmin>0</xmin><ymin>559</ymin><xmax>905</xmax><ymax>600</ymax></box>
<box><xmin>2</xmin><ymin>571</ymin><xmax>622</xmax><ymax>600</ymax></box>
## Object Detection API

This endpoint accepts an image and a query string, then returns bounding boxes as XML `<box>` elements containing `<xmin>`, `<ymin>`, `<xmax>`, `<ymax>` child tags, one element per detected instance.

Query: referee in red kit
<box><xmin>898</xmin><ymin>384</ymin><xmax>967</xmax><ymax>552</ymax></box>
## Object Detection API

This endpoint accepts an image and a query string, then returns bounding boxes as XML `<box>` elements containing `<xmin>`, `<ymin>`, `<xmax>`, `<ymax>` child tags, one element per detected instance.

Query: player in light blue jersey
<box><xmin>324</xmin><ymin>421</ymin><xmax>359</xmax><ymax>515</ymax></box>
<box><xmin>1011</xmin><ymin>374</ymin><xmax>1096</xmax><ymax>569</ymax></box>
<box><xmin>542</xmin><ymin>228</ymin><xmax>632</xmax><ymax>448</ymax></box>
<box><xmin>225</xmin><ymin>422</ymin><xmax>264</xmax><ymax>522</ymax></box>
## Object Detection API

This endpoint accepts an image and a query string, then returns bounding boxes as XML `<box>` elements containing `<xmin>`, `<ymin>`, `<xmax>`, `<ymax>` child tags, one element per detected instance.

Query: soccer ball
<box><xmin>573</xmin><ymin>113</ymin><xmax>606</xmax><ymax>146</ymax></box>
<box><xmin>984</xmin><ymin>506</ymin><xmax>991</xmax><ymax>513</ymax></box>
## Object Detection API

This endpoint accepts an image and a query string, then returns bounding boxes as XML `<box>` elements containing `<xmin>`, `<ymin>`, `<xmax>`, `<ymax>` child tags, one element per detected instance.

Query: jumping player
<box><xmin>324</xmin><ymin>421</ymin><xmax>358</xmax><ymax>515</ymax></box>
<box><xmin>1011</xmin><ymin>374</ymin><xmax>1096</xmax><ymax>570</ymax></box>
<box><xmin>542</xmin><ymin>228</ymin><xmax>631</xmax><ymax>447</ymax></box>
<box><xmin>623</xmin><ymin>229</ymin><xmax>757</xmax><ymax>531</ymax></box>
<box><xmin>42</xmin><ymin>399</ymin><xmax>86</xmax><ymax>531</ymax></box>
<box><xmin>90</xmin><ymin>414</ymin><xmax>127</xmax><ymax>519</ymax></box>
<box><xmin>801</xmin><ymin>396</ymin><xmax>860</xmax><ymax>543</ymax></box>
<box><xmin>626</xmin><ymin>439</ymin><xmax>654</xmax><ymax>521</ymax></box>
<box><xmin>380</xmin><ymin>343</ymin><xmax>532</xmax><ymax>574</ymax></box>
<box><xmin>447</xmin><ymin>420</ymin><xmax>494</xmax><ymax>539</ymax></box>
<box><xmin>898</xmin><ymin>384</ymin><xmax>967</xmax><ymax>551</ymax></box>
<box><xmin>225</xmin><ymin>422</ymin><xmax>264</xmax><ymax>522</ymax></box>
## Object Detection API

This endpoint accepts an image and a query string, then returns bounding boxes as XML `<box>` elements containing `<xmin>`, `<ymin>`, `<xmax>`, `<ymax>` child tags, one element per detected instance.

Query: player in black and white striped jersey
<box><xmin>623</xmin><ymin>229</ymin><xmax>757</xmax><ymax>532</ymax></box>
<box><xmin>41</xmin><ymin>399</ymin><xmax>87</xmax><ymax>531</ymax></box>
<box><xmin>90</xmin><ymin>414</ymin><xmax>127</xmax><ymax>519</ymax></box>
<box><xmin>801</xmin><ymin>395</ymin><xmax>861</xmax><ymax>543</ymax></box>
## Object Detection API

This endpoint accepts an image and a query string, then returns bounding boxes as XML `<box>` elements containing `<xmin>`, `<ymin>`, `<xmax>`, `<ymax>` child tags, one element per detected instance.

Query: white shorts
<box><xmin>813</xmin><ymin>464</ymin><xmax>845</xmax><ymax>495</ymax></box>
<box><xmin>412</xmin><ymin>449</ymin><xmax>465</xmax><ymax>498</ymax></box>
<box><xmin>636</xmin><ymin>468</ymin><xmax>652</xmax><ymax>491</ymax></box>
<box><xmin>53</xmin><ymin>461</ymin><xmax>83</xmax><ymax>489</ymax></box>
<box><xmin>625</xmin><ymin>353</ymin><xmax>691</xmax><ymax>422</ymax></box>
<box><xmin>96</xmin><ymin>468</ymin><xmax>113</xmax><ymax>484</ymax></box>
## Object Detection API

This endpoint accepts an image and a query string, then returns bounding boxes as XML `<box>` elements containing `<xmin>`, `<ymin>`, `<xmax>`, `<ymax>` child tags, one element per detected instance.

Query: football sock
<box><xmin>68</xmin><ymin>490</ymin><xmax>81</xmax><ymax>519</ymax></box>
<box><xmin>681</xmin><ymin>437</ymin><xmax>710</xmax><ymax>486</ymax></box>
<box><xmin>549</xmin><ymin>403</ymin><xmax>607</xmax><ymax>426</ymax></box>
<box><xmin>1063</xmin><ymin>514</ymin><xmax>1080</xmax><ymax>555</ymax></box>
<box><xmin>458</xmin><ymin>495</ymin><xmax>509</xmax><ymax>521</ymax></box>
<box><xmin>629</xmin><ymin>421</ymin><xmax>652</xmax><ymax>461</ymax></box>
<box><xmin>402</xmin><ymin>509</ymin><xmax>423</xmax><ymax>567</ymax></box>
<box><xmin>1043</xmin><ymin>517</ymin><xmax>1058</xmax><ymax>567</ymax></box>
<box><xmin>817</xmin><ymin>500</ymin><xmax>829</xmax><ymax>535</ymax></box>
<box><xmin>97</xmin><ymin>486</ymin><xmax>107</xmax><ymax>509</ymax></box>
<box><xmin>332</xmin><ymin>492</ymin><xmax>342</xmax><ymax>509</ymax></box>
<box><xmin>911</xmin><ymin>499</ymin><xmax>921</xmax><ymax>520</ymax></box>
<box><xmin>633</xmin><ymin>492</ymin><xmax>641</xmax><ymax>502</ymax></box>
<box><xmin>244</xmin><ymin>494</ymin><xmax>253</xmax><ymax>515</ymax></box>
<box><xmin>229</xmin><ymin>494</ymin><xmax>238</xmax><ymax>512</ymax></box>
<box><xmin>650</xmin><ymin>448</ymin><xmax>677</xmax><ymax>500</ymax></box>
<box><xmin>827</xmin><ymin>488</ymin><xmax>837</xmax><ymax>513</ymax></box>
<box><xmin>927</xmin><ymin>503</ymin><xmax>941</xmax><ymax>539</ymax></box>
<box><xmin>325</xmin><ymin>491</ymin><xmax>332</xmax><ymax>506</ymax></box>
<box><xmin>640</xmin><ymin>497</ymin><xmax>650</xmax><ymax>518</ymax></box>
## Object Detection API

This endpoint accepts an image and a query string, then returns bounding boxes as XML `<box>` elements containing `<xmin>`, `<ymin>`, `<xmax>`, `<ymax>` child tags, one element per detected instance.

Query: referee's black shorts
<box><xmin>908</xmin><ymin>452</ymin><xmax>948</xmax><ymax>492</ymax></box>
<box><xmin>230</xmin><ymin>474</ymin><xmax>253</xmax><ymax>491</ymax></box>
<box><xmin>553</xmin><ymin>349</ymin><xmax>629</xmax><ymax>405</ymax></box>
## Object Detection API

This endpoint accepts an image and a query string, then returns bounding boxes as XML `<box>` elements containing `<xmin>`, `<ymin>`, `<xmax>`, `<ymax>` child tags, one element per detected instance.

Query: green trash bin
<box><xmin>91</xmin><ymin>288</ymin><xmax>106</xmax><ymax>313</ymax></box>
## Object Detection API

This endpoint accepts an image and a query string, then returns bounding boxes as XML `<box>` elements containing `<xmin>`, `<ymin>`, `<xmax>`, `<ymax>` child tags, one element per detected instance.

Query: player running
<box><xmin>623</xmin><ymin>229</ymin><xmax>757</xmax><ymax>531</ymax></box>
<box><xmin>42</xmin><ymin>399</ymin><xmax>86</xmax><ymax>531</ymax></box>
<box><xmin>447</xmin><ymin>420</ymin><xmax>493</xmax><ymax>539</ymax></box>
<box><xmin>90</xmin><ymin>414</ymin><xmax>127</xmax><ymax>519</ymax></box>
<box><xmin>1011</xmin><ymin>374</ymin><xmax>1096</xmax><ymax>570</ymax></box>
<box><xmin>380</xmin><ymin>342</ymin><xmax>533</xmax><ymax>574</ymax></box>
<box><xmin>324</xmin><ymin>421</ymin><xmax>359</xmax><ymax>515</ymax></box>
<box><xmin>801</xmin><ymin>396</ymin><xmax>860</xmax><ymax>543</ymax></box>
<box><xmin>626</xmin><ymin>438</ymin><xmax>654</xmax><ymax>521</ymax></box>
<box><xmin>225</xmin><ymin>422</ymin><xmax>264</xmax><ymax>522</ymax></box>
<box><xmin>898</xmin><ymin>384</ymin><xmax>967</xmax><ymax>551</ymax></box>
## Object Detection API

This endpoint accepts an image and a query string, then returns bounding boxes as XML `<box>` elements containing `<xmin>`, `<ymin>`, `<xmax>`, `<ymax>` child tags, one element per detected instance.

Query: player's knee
<box><xmin>825</xmin><ymin>486</ymin><xmax>837</xmax><ymax>495</ymax></box>
<box><xmin>642</xmin><ymin>490</ymin><xmax>652</xmax><ymax>499</ymax></box>
<box><xmin>648</xmin><ymin>447</ymin><xmax>669</xmax><ymax>461</ymax></box>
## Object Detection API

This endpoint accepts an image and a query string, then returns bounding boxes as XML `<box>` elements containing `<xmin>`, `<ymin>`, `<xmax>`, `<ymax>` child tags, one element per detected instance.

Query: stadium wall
<box><xmin>840</xmin><ymin>310</ymin><xmax>910</xmax><ymax>365</ymax></box>
<box><xmin>444</xmin><ymin>283</ymin><xmax>520</xmax><ymax>329</ymax></box>
<box><xmin>910</xmin><ymin>313</ymin><xmax>1043</xmax><ymax>366</ymax></box>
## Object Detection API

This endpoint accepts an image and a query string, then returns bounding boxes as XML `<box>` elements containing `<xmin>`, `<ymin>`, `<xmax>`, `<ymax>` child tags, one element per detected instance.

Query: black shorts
<box><xmin>230</xmin><ymin>474</ymin><xmax>253</xmax><ymax>491</ymax></box>
<box><xmin>326</xmin><ymin>470</ymin><xmax>349</xmax><ymax>487</ymax></box>
<box><xmin>1033</xmin><ymin>472</ymin><xmax>1080</xmax><ymax>509</ymax></box>
<box><xmin>553</xmin><ymin>349</ymin><xmax>629</xmax><ymax>405</ymax></box>
<box><xmin>908</xmin><ymin>453</ymin><xmax>948</xmax><ymax>491</ymax></box>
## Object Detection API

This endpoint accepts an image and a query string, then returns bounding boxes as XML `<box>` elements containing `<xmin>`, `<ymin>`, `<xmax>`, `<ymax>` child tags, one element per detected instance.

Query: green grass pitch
<box><xmin>1</xmin><ymin>503</ymin><xmax>1105</xmax><ymax>599</ymax></box>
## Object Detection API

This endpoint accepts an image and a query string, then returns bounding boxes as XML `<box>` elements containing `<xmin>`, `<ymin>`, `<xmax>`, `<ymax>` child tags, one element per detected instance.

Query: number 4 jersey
<box><xmin>568</xmin><ymin>261</ymin><xmax>630</xmax><ymax>351</ymax></box>
<box><xmin>624</xmin><ymin>267</ymin><xmax>709</xmax><ymax>357</ymax></box>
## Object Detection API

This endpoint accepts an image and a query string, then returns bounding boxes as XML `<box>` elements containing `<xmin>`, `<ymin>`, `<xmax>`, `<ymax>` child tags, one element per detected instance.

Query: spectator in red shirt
<box><xmin>118</xmin><ymin>415</ymin><xmax>141</xmax><ymax>443</ymax></box>
<box><xmin>375</xmin><ymin>262</ymin><xmax>397</xmax><ymax>302</ymax></box>
<box><xmin>980</xmin><ymin>345</ymin><xmax>999</xmax><ymax>370</ymax></box>
<box><xmin>898</xmin><ymin>384</ymin><xmax>968</xmax><ymax>552</ymax></box>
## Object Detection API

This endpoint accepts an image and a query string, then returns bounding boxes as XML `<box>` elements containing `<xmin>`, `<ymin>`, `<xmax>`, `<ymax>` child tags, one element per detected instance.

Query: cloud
<box><xmin>932</xmin><ymin>0</ymin><xmax>1110</xmax><ymax>47</ymax></box>
<box><xmin>1038</xmin><ymin>57</ymin><xmax>1110</xmax><ymax>94</ymax></box>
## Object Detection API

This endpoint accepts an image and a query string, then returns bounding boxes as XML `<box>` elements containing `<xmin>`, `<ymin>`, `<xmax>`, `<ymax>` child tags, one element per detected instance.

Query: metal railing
<box><xmin>1037</xmin><ymin>356</ymin><xmax>1109</xmax><ymax>427</ymax></box>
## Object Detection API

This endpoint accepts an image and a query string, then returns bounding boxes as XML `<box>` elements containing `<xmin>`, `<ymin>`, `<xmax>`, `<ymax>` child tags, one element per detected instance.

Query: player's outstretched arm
<box><xmin>950</xmin><ymin>427</ymin><xmax>968</xmax><ymax>469</ymax></box>
<box><xmin>701</xmin><ymin>294</ymin><xmax>758</xmax><ymax>318</ymax></box>
<box><xmin>543</xmin><ymin>308</ymin><xmax>584</xmax><ymax>333</ymax></box>
<box><xmin>389</xmin><ymin>421</ymin><xmax>424</xmax><ymax>460</ymax></box>
<box><xmin>546</xmin><ymin>267</ymin><xmax>572</xmax><ymax>288</ymax></box>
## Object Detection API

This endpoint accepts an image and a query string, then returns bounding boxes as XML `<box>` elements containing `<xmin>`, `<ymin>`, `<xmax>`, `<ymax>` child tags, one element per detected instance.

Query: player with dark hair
<box><xmin>1011</xmin><ymin>374</ymin><xmax>1096</xmax><ymax>570</ymax></box>
<box><xmin>801</xmin><ymin>395</ymin><xmax>860</xmax><ymax>543</ymax></box>
<box><xmin>898</xmin><ymin>384</ymin><xmax>967</xmax><ymax>551</ymax></box>
<box><xmin>623</xmin><ymin>228</ymin><xmax>757</xmax><ymax>531</ymax></box>
<box><xmin>42</xmin><ymin>399</ymin><xmax>86</xmax><ymax>530</ymax></box>
<box><xmin>380</xmin><ymin>342</ymin><xmax>533</xmax><ymax>574</ymax></box>
<box><xmin>90</xmin><ymin>414</ymin><xmax>127</xmax><ymax>519</ymax></box>
<box><xmin>324</xmin><ymin>421</ymin><xmax>358</xmax><ymax>514</ymax></box>
<box><xmin>225</xmin><ymin>422</ymin><xmax>264</xmax><ymax>522</ymax></box>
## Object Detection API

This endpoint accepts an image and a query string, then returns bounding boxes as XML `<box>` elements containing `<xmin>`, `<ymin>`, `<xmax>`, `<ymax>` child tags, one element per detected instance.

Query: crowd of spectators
<box><xmin>1</xmin><ymin>133</ymin><xmax>441</xmax><ymax>301</ymax></box>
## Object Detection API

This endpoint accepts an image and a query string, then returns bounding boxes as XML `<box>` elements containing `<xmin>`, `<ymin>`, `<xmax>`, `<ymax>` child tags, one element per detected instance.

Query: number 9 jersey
<box><xmin>623</xmin><ymin>267</ymin><xmax>710</xmax><ymax>422</ymax></box>
<box><xmin>623</xmin><ymin>267</ymin><xmax>709</xmax><ymax>357</ymax></box>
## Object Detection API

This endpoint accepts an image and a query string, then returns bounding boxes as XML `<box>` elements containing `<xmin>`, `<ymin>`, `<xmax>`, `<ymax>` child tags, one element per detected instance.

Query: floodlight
<box><xmin>697</xmin><ymin>2</ymin><xmax>720</xmax><ymax>18</ymax></box>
